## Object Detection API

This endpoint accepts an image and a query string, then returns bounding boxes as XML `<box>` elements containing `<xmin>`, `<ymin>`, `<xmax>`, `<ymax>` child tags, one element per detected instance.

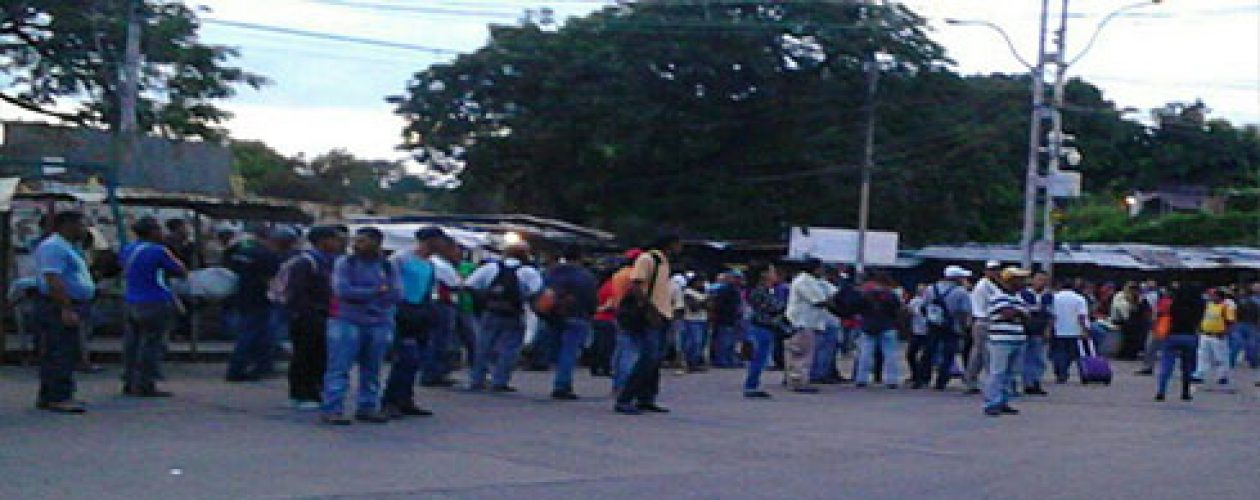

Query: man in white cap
<box><xmin>915</xmin><ymin>265</ymin><xmax>973</xmax><ymax>390</ymax></box>
<box><xmin>964</xmin><ymin>260</ymin><xmax>1003</xmax><ymax>394</ymax></box>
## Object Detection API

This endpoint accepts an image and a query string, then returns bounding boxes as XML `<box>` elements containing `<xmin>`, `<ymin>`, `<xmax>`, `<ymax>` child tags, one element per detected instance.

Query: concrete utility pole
<box><xmin>1041</xmin><ymin>0</ymin><xmax>1072</xmax><ymax>278</ymax></box>
<box><xmin>119</xmin><ymin>0</ymin><xmax>141</xmax><ymax>135</ymax></box>
<box><xmin>855</xmin><ymin>0</ymin><xmax>886</xmax><ymax>278</ymax></box>
<box><xmin>1019</xmin><ymin>0</ymin><xmax>1052</xmax><ymax>271</ymax></box>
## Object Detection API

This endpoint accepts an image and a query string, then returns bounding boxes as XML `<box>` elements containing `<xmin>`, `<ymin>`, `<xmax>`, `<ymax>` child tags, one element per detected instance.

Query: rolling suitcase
<box><xmin>1077</xmin><ymin>337</ymin><xmax>1113</xmax><ymax>385</ymax></box>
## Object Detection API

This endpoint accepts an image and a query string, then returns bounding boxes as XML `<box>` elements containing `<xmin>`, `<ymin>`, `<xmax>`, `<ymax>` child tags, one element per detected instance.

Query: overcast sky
<box><xmin>6</xmin><ymin>0</ymin><xmax>1259</xmax><ymax>160</ymax></box>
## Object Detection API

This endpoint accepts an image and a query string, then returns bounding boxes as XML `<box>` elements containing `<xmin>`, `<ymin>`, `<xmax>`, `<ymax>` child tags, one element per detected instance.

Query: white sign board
<box><xmin>1048</xmin><ymin>171</ymin><xmax>1082</xmax><ymax>198</ymax></box>
<box><xmin>787</xmin><ymin>227</ymin><xmax>899</xmax><ymax>265</ymax></box>
<box><xmin>0</xmin><ymin>177</ymin><xmax>19</xmax><ymax>212</ymax></box>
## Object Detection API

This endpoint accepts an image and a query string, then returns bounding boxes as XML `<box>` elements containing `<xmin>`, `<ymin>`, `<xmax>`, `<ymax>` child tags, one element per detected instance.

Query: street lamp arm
<box><xmin>945</xmin><ymin>18</ymin><xmax>1035</xmax><ymax>70</ymax></box>
<box><xmin>1065</xmin><ymin>1</ymin><xmax>1160</xmax><ymax>68</ymax></box>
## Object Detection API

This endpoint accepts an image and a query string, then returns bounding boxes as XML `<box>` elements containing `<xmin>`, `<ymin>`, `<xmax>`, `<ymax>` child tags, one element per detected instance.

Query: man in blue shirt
<box><xmin>540</xmin><ymin>246</ymin><xmax>598</xmax><ymax>400</ymax></box>
<box><xmin>382</xmin><ymin>227</ymin><xmax>446</xmax><ymax>418</ymax></box>
<box><xmin>33</xmin><ymin>211</ymin><xmax>96</xmax><ymax>414</ymax></box>
<box><xmin>119</xmin><ymin>217</ymin><xmax>187</xmax><ymax>397</ymax></box>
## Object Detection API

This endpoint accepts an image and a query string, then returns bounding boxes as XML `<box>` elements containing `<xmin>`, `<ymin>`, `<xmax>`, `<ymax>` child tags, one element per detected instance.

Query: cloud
<box><xmin>222</xmin><ymin>102</ymin><xmax>406</xmax><ymax>159</ymax></box>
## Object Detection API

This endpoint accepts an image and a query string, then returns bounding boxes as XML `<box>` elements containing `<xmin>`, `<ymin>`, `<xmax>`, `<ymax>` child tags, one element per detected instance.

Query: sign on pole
<box><xmin>788</xmin><ymin>226</ymin><xmax>899</xmax><ymax>265</ymax></box>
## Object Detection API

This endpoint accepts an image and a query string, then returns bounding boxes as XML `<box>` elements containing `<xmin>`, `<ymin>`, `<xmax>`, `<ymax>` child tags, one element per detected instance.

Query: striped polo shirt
<box><xmin>987</xmin><ymin>288</ymin><xmax>1029</xmax><ymax>343</ymax></box>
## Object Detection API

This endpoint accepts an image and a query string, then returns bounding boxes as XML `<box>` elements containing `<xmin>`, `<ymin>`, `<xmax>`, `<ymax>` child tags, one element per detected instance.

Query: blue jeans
<box><xmin>470</xmin><ymin>313</ymin><xmax>525</xmax><ymax>388</ymax></box>
<box><xmin>857</xmin><ymin>330</ymin><xmax>900</xmax><ymax>385</ymax></box>
<box><xmin>383</xmin><ymin>335</ymin><xmax>423</xmax><ymax>406</ymax></box>
<box><xmin>612</xmin><ymin>331</ymin><xmax>641</xmax><ymax>391</ymax></box>
<box><xmin>743</xmin><ymin>325</ymin><xmax>774</xmax><ymax>391</ymax></box>
<box><xmin>984</xmin><ymin>341</ymin><xmax>1026</xmax><ymax>410</ymax></box>
<box><xmin>1230</xmin><ymin>323</ymin><xmax>1259</xmax><ymax>368</ymax></box>
<box><xmin>420</xmin><ymin>303</ymin><xmax>456</xmax><ymax>384</ymax></box>
<box><xmin>227</xmin><ymin>307</ymin><xmax>275</xmax><ymax>378</ymax></box>
<box><xmin>551</xmin><ymin>318</ymin><xmax>591</xmax><ymax>392</ymax></box>
<box><xmin>1158</xmin><ymin>334</ymin><xmax>1199</xmax><ymax>396</ymax></box>
<box><xmin>123</xmin><ymin>302</ymin><xmax>177</xmax><ymax>390</ymax></box>
<box><xmin>681</xmin><ymin>320</ymin><xmax>708</xmax><ymax>368</ymax></box>
<box><xmin>616</xmin><ymin>328</ymin><xmax>664</xmax><ymax>405</ymax></box>
<box><xmin>1023</xmin><ymin>336</ymin><xmax>1048</xmax><ymax>388</ymax></box>
<box><xmin>711</xmin><ymin>324</ymin><xmax>739</xmax><ymax>367</ymax></box>
<box><xmin>811</xmin><ymin>326</ymin><xmax>841</xmax><ymax>381</ymax></box>
<box><xmin>322</xmin><ymin>319</ymin><xmax>393</xmax><ymax>415</ymax></box>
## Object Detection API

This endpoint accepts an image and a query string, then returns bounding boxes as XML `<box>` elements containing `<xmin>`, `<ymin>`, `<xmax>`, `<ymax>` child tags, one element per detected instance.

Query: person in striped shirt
<box><xmin>983</xmin><ymin>267</ymin><xmax>1032</xmax><ymax>417</ymax></box>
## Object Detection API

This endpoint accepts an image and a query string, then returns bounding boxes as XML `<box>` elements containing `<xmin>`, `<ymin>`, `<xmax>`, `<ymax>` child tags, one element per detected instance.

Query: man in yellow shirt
<box><xmin>1196</xmin><ymin>289</ymin><xmax>1235</xmax><ymax>386</ymax></box>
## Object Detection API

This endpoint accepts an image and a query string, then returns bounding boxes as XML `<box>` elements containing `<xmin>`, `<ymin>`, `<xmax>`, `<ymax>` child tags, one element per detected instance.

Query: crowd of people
<box><xmin>24</xmin><ymin>212</ymin><xmax>1260</xmax><ymax>421</ymax></box>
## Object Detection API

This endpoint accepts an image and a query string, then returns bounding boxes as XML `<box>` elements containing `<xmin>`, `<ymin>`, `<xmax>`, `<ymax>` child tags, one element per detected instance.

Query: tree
<box><xmin>230</xmin><ymin>141</ymin><xmax>428</xmax><ymax>206</ymax></box>
<box><xmin>0</xmin><ymin>0</ymin><xmax>267</xmax><ymax>140</ymax></box>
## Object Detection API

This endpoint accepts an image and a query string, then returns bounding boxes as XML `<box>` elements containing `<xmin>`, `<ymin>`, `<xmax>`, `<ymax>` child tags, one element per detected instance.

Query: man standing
<box><xmin>1196</xmin><ymin>288</ymin><xmax>1235</xmax><ymax>387</ymax></box>
<box><xmin>614</xmin><ymin>235</ymin><xmax>681</xmax><ymax>414</ymax></box>
<box><xmin>784</xmin><ymin>258</ymin><xmax>832</xmax><ymax>394</ymax></box>
<box><xmin>708</xmin><ymin>271</ymin><xmax>742</xmax><ymax>368</ymax></box>
<box><xmin>383</xmin><ymin>227</ymin><xmax>446</xmax><ymax>417</ymax></box>
<box><xmin>119</xmin><ymin>217</ymin><xmax>187</xmax><ymax>398</ymax></box>
<box><xmin>467</xmin><ymin>242</ymin><xmax>543</xmax><ymax>392</ymax></box>
<box><xmin>1232</xmin><ymin>283</ymin><xmax>1260</xmax><ymax>370</ymax></box>
<box><xmin>1020</xmin><ymin>271</ymin><xmax>1054</xmax><ymax>396</ymax></box>
<box><xmin>283</xmin><ymin>226</ymin><xmax>345</xmax><ymax>411</ymax></box>
<box><xmin>983</xmin><ymin>267</ymin><xmax>1031</xmax><ymax>417</ymax></box>
<box><xmin>1050</xmin><ymin>280</ymin><xmax>1090</xmax><ymax>384</ymax></box>
<box><xmin>322</xmin><ymin>227</ymin><xmax>401</xmax><ymax>425</ymax></box>
<box><xmin>420</xmin><ymin>234</ymin><xmax>463</xmax><ymax>387</ymax></box>
<box><xmin>965</xmin><ymin>260</ymin><xmax>1002</xmax><ymax>395</ymax></box>
<box><xmin>917</xmin><ymin>266</ymin><xmax>972</xmax><ymax>390</ymax></box>
<box><xmin>224</xmin><ymin>227</ymin><xmax>282</xmax><ymax>382</ymax></box>
<box><xmin>33</xmin><ymin>212</ymin><xmax>96</xmax><ymax>414</ymax></box>
<box><xmin>542</xmin><ymin>246</ymin><xmax>598</xmax><ymax>400</ymax></box>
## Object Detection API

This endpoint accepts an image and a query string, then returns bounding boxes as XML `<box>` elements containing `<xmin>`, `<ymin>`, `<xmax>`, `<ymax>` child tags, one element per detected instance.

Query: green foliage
<box><xmin>1060</xmin><ymin>200</ymin><xmax>1260</xmax><ymax>246</ymax></box>
<box><xmin>0</xmin><ymin>0</ymin><xmax>267</xmax><ymax>140</ymax></box>
<box><xmin>229</xmin><ymin>141</ymin><xmax>427</xmax><ymax>206</ymax></box>
<box><xmin>386</xmin><ymin>1</ymin><xmax>1260</xmax><ymax>246</ymax></box>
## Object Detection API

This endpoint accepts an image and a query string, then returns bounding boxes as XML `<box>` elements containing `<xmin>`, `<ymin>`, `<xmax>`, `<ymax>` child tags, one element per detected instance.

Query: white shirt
<box><xmin>1052</xmin><ymin>290</ymin><xmax>1090</xmax><ymax>338</ymax></box>
<box><xmin>465</xmin><ymin>258</ymin><xmax>543</xmax><ymax>297</ymax></box>
<box><xmin>971</xmin><ymin>277</ymin><xmax>999</xmax><ymax>322</ymax></box>
<box><xmin>429</xmin><ymin>255</ymin><xmax>463</xmax><ymax>288</ymax></box>
<box><xmin>787</xmin><ymin>272</ymin><xmax>834</xmax><ymax>331</ymax></box>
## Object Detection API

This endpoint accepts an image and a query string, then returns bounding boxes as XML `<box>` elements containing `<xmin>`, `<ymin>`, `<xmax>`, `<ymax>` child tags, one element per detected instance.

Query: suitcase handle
<box><xmin>1077</xmin><ymin>337</ymin><xmax>1098</xmax><ymax>357</ymax></box>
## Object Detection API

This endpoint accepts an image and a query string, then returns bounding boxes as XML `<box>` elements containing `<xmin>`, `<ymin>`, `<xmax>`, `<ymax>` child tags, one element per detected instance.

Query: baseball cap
<box><xmin>985</xmin><ymin>260</ymin><xmax>1002</xmax><ymax>270</ymax></box>
<box><xmin>414</xmin><ymin>226</ymin><xmax>448</xmax><ymax>241</ymax></box>
<box><xmin>943</xmin><ymin>265</ymin><xmax>972</xmax><ymax>279</ymax></box>
<box><xmin>1000</xmin><ymin>267</ymin><xmax>1032</xmax><ymax>281</ymax></box>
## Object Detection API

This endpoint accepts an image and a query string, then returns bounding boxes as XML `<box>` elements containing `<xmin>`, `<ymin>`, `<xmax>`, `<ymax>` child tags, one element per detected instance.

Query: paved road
<box><xmin>2</xmin><ymin>359</ymin><xmax>1259</xmax><ymax>499</ymax></box>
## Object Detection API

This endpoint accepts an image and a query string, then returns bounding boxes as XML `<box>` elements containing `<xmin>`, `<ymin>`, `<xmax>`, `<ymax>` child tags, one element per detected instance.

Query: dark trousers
<box><xmin>36</xmin><ymin>297</ymin><xmax>81</xmax><ymax>404</ymax></box>
<box><xmin>288</xmin><ymin>312</ymin><xmax>328</xmax><ymax>402</ymax></box>
<box><xmin>1049</xmin><ymin>337</ymin><xmax>1082</xmax><ymax>383</ymax></box>
<box><xmin>420</xmin><ymin>304</ymin><xmax>455</xmax><ymax>384</ymax></box>
<box><xmin>920</xmin><ymin>331</ymin><xmax>960</xmax><ymax>389</ymax></box>
<box><xmin>617</xmin><ymin>327</ymin><xmax>663</xmax><ymax>405</ymax></box>
<box><xmin>906</xmin><ymin>335</ymin><xmax>929</xmax><ymax>384</ymax></box>
<box><xmin>123</xmin><ymin>302</ymin><xmax>176</xmax><ymax>391</ymax></box>
<box><xmin>1118</xmin><ymin>320</ymin><xmax>1150</xmax><ymax>360</ymax></box>
<box><xmin>384</xmin><ymin>336</ymin><xmax>424</xmax><ymax>405</ymax></box>
<box><xmin>590</xmin><ymin>320</ymin><xmax>617</xmax><ymax>376</ymax></box>
<box><xmin>772</xmin><ymin>332</ymin><xmax>786</xmax><ymax>370</ymax></box>
<box><xmin>227</xmin><ymin>306</ymin><xmax>275</xmax><ymax>378</ymax></box>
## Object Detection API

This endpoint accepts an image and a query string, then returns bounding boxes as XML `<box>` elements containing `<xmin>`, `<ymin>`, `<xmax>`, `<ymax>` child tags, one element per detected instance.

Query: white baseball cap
<box><xmin>985</xmin><ymin>260</ymin><xmax>1002</xmax><ymax>270</ymax></box>
<box><xmin>944</xmin><ymin>265</ymin><xmax>973</xmax><ymax>279</ymax></box>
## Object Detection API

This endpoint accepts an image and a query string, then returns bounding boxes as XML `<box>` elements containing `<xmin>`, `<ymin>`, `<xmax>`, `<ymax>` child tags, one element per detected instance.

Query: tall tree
<box><xmin>0</xmin><ymin>0</ymin><xmax>266</xmax><ymax>140</ymax></box>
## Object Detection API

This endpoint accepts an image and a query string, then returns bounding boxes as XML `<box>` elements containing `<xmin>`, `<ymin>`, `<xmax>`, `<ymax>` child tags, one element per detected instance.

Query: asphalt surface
<box><xmin>2</xmin><ymin>358</ymin><xmax>1259</xmax><ymax>500</ymax></box>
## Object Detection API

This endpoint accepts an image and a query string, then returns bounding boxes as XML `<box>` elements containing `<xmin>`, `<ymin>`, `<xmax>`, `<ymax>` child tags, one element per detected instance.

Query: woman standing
<box><xmin>745</xmin><ymin>267</ymin><xmax>788</xmax><ymax>398</ymax></box>
<box><xmin>1157</xmin><ymin>284</ymin><xmax>1205</xmax><ymax>402</ymax></box>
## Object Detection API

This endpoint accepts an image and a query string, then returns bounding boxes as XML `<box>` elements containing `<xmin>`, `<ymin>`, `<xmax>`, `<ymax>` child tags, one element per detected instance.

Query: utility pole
<box><xmin>1020</xmin><ymin>0</ymin><xmax>1052</xmax><ymax>271</ymax></box>
<box><xmin>119</xmin><ymin>0</ymin><xmax>141</xmax><ymax>136</ymax></box>
<box><xmin>1041</xmin><ymin>0</ymin><xmax>1071</xmax><ymax>278</ymax></box>
<box><xmin>855</xmin><ymin>51</ymin><xmax>879</xmax><ymax>278</ymax></box>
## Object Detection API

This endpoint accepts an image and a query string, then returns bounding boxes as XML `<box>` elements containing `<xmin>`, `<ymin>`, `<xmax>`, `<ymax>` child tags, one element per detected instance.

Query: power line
<box><xmin>202</xmin><ymin>18</ymin><xmax>465</xmax><ymax>55</ymax></box>
<box><xmin>305</xmin><ymin>0</ymin><xmax>522</xmax><ymax>20</ymax></box>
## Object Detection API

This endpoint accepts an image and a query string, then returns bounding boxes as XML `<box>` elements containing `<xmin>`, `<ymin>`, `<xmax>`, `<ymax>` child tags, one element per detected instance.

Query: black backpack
<box><xmin>483</xmin><ymin>262</ymin><xmax>523</xmax><ymax>315</ymax></box>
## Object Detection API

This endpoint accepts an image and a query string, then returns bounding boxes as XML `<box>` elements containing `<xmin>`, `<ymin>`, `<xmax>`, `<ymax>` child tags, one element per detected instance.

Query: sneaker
<box><xmin>614</xmin><ymin>403</ymin><xmax>642</xmax><ymax>415</ymax></box>
<box><xmin>394</xmin><ymin>403</ymin><xmax>435</xmax><ymax>417</ymax></box>
<box><xmin>1024</xmin><ymin>387</ymin><xmax>1049</xmax><ymax>396</ymax></box>
<box><xmin>1189</xmin><ymin>377</ymin><xmax>1204</xmax><ymax>385</ymax></box>
<box><xmin>1154</xmin><ymin>394</ymin><xmax>1166</xmax><ymax>402</ymax></box>
<box><xmin>636</xmin><ymin>403</ymin><xmax>671</xmax><ymax>413</ymax></box>
<box><xmin>1181</xmin><ymin>392</ymin><xmax>1194</xmax><ymax>401</ymax></box>
<box><xmin>743</xmin><ymin>390</ymin><xmax>772</xmax><ymax>399</ymax></box>
<box><xmin>134</xmin><ymin>388</ymin><xmax>173</xmax><ymax>398</ymax></box>
<box><xmin>490</xmin><ymin>385</ymin><xmax>518</xmax><ymax>393</ymax></box>
<box><xmin>965</xmin><ymin>388</ymin><xmax>982</xmax><ymax>395</ymax></box>
<box><xmin>551</xmin><ymin>391</ymin><xmax>579</xmax><ymax>401</ymax></box>
<box><xmin>354</xmin><ymin>411</ymin><xmax>390</xmax><ymax>424</ymax></box>
<box><xmin>321</xmin><ymin>414</ymin><xmax>352</xmax><ymax>426</ymax></box>
<box><xmin>1000</xmin><ymin>405</ymin><xmax>1021</xmax><ymax>415</ymax></box>
<box><xmin>983</xmin><ymin>407</ymin><xmax>1002</xmax><ymax>417</ymax></box>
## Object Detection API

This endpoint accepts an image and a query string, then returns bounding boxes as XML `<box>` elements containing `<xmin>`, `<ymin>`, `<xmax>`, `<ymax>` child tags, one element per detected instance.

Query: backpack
<box><xmin>483</xmin><ymin>262</ymin><xmax>524</xmax><ymax>315</ymax></box>
<box><xmin>923</xmin><ymin>284</ymin><xmax>954</xmax><ymax>330</ymax></box>
<box><xmin>832</xmin><ymin>282</ymin><xmax>864</xmax><ymax>319</ymax></box>
<box><xmin>268</xmin><ymin>252</ymin><xmax>317</xmax><ymax>305</ymax></box>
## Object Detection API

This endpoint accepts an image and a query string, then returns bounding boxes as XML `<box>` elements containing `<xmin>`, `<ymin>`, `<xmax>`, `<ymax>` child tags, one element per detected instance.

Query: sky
<box><xmin>5</xmin><ymin>0</ymin><xmax>1260</xmax><ymax>161</ymax></box>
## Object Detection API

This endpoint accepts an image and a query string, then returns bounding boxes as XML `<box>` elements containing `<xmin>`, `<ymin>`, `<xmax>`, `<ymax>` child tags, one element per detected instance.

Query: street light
<box><xmin>943</xmin><ymin>19</ymin><xmax>1034</xmax><ymax>70</ymax></box>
